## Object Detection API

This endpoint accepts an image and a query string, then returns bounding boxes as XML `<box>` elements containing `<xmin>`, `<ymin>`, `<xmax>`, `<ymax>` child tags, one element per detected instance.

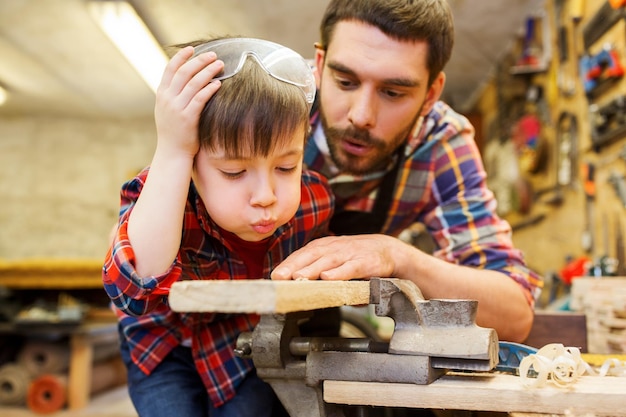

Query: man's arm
<box><xmin>271</xmin><ymin>234</ymin><xmax>534</xmax><ymax>343</ymax></box>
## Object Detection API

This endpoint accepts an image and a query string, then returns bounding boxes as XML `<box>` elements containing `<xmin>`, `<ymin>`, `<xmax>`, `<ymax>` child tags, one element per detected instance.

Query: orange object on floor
<box><xmin>27</xmin><ymin>374</ymin><xmax>68</xmax><ymax>414</ymax></box>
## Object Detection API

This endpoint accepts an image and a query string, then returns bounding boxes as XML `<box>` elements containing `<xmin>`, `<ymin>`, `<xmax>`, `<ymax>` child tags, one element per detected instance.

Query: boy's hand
<box><xmin>154</xmin><ymin>46</ymin><xmax>224</xmax><ymax>158</ymax></box>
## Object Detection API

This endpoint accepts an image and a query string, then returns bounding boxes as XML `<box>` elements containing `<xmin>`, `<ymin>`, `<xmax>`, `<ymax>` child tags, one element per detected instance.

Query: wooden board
<box><xmin>324</xmin><ymin>373</ymin><xmax>626</xmax><ymax>416</ymax></box>
<box><xmin>169</xmin><ymin>279</ymin><xmax>370</xmax><ymax>314</ymax></box>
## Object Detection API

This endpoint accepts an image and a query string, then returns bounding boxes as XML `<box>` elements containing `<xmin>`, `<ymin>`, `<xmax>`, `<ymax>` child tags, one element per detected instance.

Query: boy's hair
<box><xmin>198</xmin><ymin>56</ymin><xmax>310</xmax><ymax>158</ymax></box>
<box><xmin>319</xmin><ymin>0</ymin><xmax>454</xmax><ymax>86</ymax></box>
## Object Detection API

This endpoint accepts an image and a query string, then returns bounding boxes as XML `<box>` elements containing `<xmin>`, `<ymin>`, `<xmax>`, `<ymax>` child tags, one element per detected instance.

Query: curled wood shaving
<box><xmin>596</xmin><ymin>358</ymin><xmax>626</xmax><ymax>377</ymax></box>
<box><xmin>519</xmin><ymin>344</ymin><xmax>588</xmax><ymax>387</ymax></box>
<box><xmin>519</xmin><ymin>343</ymin><xmax>626</xmax><ymax>387</ymax></box>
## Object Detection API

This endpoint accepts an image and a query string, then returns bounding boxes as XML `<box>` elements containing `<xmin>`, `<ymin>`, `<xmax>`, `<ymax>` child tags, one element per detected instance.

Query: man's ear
<box><xmin>420</xmin><ymin>71</ymin><xmax>446</xmax><ymax>117</ymax></box>
<box><xmin>314</xmin><ymin>47</ymin><xmax>325</xmax><ymax>89</ymax></box>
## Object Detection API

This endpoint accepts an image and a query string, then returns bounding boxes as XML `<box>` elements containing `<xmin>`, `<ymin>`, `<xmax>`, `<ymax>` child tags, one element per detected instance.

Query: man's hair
<box><xmin>319</xmin><ymin>0</ymin><xmax>454</xmax><ymax>85</ymax></box>
<box><xmin>198</xmin><ymin>56</ymin><xmax>310</xmax><ymax>158</ymax></box>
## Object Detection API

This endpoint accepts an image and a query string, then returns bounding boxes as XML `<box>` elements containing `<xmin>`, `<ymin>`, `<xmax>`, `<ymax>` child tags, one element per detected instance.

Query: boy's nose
<box><xmin>250</xmin><ymin>176</ymin><xmax>277</xmax><ymax>207</ymax></box>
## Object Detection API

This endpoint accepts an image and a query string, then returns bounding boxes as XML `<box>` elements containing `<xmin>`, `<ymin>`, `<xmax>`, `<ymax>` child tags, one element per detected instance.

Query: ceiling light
<box><xmin>0</xmin><ymin>85</ymin><xmax>7</xmax><ymax>106</ymax></box>
<box><xmin>88</xmin><ymin>0</ymin><xmax>168</xmax><ymax>93</ymax></box>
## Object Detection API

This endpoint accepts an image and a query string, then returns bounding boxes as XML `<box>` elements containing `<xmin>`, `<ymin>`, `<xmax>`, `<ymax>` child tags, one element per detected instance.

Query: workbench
<box><xmin>169</xmin><ymin>279</ymin><xmax>626</xmax><ymax>417</ymax></box>
<box><xmin>323</xmin><ymin>373</ymin><xmax>626</xmax><ymax>416</ymax></box>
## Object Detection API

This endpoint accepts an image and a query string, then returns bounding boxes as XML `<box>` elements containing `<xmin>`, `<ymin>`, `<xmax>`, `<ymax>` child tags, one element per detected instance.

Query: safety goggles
<box><xmin>193</xmin><ymin>38</ymin><xmax>316</xmax><ymax>105</ymax></box>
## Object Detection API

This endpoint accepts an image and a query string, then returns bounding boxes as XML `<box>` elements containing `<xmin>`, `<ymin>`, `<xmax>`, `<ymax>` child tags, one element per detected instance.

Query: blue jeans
<box><xmin>119</xmin><ymin>332</ymin><xmax>286</xmax><ymax>417</ymax></box>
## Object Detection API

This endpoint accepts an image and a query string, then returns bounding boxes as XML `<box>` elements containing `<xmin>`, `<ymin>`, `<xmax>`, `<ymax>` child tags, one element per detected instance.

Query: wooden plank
<box><xmin>169</xmin><ymin>280</ymin><xmax>370</xmax><ymax>314</ymax></box>
<box><xmin>324</xmin><ymin>373</ymin><xmax>626</xmax><ymax>416</ymax></box>
<box><xmin>68</xmin><ymin>333</ymin><xmax>94</xmax><ymax>410</ymax></box>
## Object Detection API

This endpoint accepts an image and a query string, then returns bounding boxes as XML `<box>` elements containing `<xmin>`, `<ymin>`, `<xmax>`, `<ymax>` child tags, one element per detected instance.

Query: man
<box><xmin>272</xmin><ymin>0</ymin><xmax>543</xmax><ymax>343</ymax></box>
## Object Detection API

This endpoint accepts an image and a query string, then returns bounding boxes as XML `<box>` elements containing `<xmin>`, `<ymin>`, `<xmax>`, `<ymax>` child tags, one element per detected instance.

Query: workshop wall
<box><xmin>2</xmin><ymin>0</ymin><xmax>624</xmax><ymax>290</ymax></box>
<box><xmin>0</xmin><ymin>116</ymin><xmax>155</xmax><ymax>260</ymax></box>
<box><xmin>475</xmin><ymin>0</ymin><xmax>626</xmax><ymax>304</ymax></box>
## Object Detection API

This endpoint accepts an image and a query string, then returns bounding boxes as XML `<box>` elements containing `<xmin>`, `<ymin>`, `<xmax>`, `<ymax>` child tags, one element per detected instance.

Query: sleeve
<box><xmin>422</xmin><ymin>112</ymin><xmax>543</xmax><ymax>307</ymax></box>
<box><xmin>102</xmin><ymin>168</ymin><xmax>183</xmax><ymax>316</ymax></box>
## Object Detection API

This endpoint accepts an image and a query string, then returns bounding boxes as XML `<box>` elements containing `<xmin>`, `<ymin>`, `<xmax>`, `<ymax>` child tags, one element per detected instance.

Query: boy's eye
<box><xmin>220</xmin><ymin>170</ymin><xmax>245</xmax><ymax>179</ymax></box>
<box><xmin>278</xmin><ymin>165</ymin><xmax>298</xmax><ymax>173</ymax></box>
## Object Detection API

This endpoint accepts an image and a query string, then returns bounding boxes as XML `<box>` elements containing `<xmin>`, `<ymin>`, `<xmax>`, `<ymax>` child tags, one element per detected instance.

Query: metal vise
<box><xmin>235</xmin><ymin>278</ymin><xmax>499</xmax><ymax>417</ymax></box>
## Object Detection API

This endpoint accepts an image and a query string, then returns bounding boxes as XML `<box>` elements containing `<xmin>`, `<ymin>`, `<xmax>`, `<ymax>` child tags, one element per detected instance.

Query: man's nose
<box><xmin>348</xmin><ymin>88</ymin><xmax>377</xmax><ymax>129</ymax></box>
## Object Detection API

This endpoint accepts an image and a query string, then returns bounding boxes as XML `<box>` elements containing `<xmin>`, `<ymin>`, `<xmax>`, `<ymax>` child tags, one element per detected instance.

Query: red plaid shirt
<box><xmin>103</xmin><ymin>167</ymin><xmax>334</xmax><ymax>406</ymax></box>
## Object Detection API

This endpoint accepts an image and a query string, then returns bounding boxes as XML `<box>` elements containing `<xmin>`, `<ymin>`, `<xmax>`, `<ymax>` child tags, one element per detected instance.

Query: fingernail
<box><xmin>271</xmin><ymin>267</ymin><xmax>287</xmax><ymax>280</ymax></box>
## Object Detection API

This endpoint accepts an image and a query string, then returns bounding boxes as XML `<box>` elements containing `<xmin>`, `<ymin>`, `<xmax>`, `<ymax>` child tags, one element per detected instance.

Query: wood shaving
<box><xmin>519</xmin><ymin>343</ymin><xmax>626</xmax><ymax>387</ymax></box>
<box><xmin>519</xmin><ymin>343</ymin><xmax>588</xmax><ymax>387</ymax></box>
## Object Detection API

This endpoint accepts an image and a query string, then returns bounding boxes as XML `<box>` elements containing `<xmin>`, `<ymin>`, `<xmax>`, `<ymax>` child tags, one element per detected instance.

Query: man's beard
<box><xmin>320</xmin><ymin>110</ymin><xmax>419</xmax><ymax>176</ymax></box>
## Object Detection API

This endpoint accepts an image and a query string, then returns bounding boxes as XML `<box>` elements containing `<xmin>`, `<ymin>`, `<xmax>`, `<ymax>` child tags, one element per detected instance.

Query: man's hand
<box><xmin>271</xmin><ymin>234</ymin><xmax>401</xmax><ymax>281</ymax></box>
<box><xmin>272</xmin><ymin>234</ymin><xmax>534</xmax><ymax>342</ymax></box>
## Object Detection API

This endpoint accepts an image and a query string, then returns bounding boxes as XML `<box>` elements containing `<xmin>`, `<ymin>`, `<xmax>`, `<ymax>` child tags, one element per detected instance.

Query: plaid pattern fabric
<box><xmin>305</xmin><ymin>100</ymin><xmax>543</xmax><ymax>305</ymax></box>
<box><xmin>103</xmin><ymin>168</ymin><xmax>334</xmax><ymax>406</ymax></box>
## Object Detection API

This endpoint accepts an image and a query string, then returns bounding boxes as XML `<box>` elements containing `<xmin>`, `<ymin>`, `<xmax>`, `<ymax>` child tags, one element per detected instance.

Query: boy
<box><xmin>103</xmin><ymin>38</ymin><xmax>333</xmax><ymax>417</ymax></box>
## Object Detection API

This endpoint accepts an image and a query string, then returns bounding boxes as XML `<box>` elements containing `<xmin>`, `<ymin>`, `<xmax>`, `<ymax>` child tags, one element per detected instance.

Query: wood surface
<box><xmin>324</xmin><ymin>372</ymin><xmax>626</xmax><ymax>416</ymax></box>
<box><xmin>169</xmin><ymin>279</ymin><xmax>371</xmax><ymax>314</ymax></box>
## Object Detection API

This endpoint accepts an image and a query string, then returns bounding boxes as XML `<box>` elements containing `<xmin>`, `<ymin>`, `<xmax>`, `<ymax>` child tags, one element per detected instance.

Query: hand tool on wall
<box><xmin>511</xmin><ymin>213</ymin><xmax>546</xmax><ymax>231</ymax></box>
<box><xmin>589</xmin><ymin>214</ymin><xmax>619</xmax><ymax>277</ymax></box>
<box><xmin>581</xmin><ymin>162</ymin><xmax>596</xmax><ymax>254</ymax></box>
<box><xmin>532</xmin><ymin>111</ymin><xmax>579</xmax><ymax>206</ymax></box>
<box><xmin>590</xmin><ymin>99</ymin><xmax>626</xmax><ymax>150</ymax></box>
<box><xmin>582</xmin><ymin>1</ymin><xmax>626</xmax><ymax>49</ymax></box>
<box><xmin>516</xmin><ymin>16</ymin><xmax>542</xmax><ymax>68</ymax></box>
<box><xmin>608</xmin><ymin>170</ymin><xmax>626</xmax><ymax>208</ymax></box>
<box><xmin>616</xmin><ymin>215</ymin><xmax>625</xmax><ymax>276</ymax></box>
<box><xmin>579</xmin><ymin>44</ymin><xmax>624</xmax><ymax>96</ymax></box>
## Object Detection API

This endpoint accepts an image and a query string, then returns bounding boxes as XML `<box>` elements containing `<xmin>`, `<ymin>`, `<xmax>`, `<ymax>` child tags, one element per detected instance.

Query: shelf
<box><xmin>0</xmin><ymin>259</ymin><xmax>103</xmax><ymax>289</ymax></box>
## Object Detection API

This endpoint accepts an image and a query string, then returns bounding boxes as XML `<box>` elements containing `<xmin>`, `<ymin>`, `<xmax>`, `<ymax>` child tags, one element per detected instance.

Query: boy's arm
<box><xmin>126</xmin><ymin>47</ymin><xmax>223</xmax><ymax>277</ymax></box>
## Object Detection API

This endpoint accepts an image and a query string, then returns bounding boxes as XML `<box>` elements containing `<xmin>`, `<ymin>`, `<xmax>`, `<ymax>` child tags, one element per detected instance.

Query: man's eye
<box><xmin>335</xmin><ymin>76</ymin><xmax>356</xmax><ymax>89</ymax></box>
<box><xmin>382</xmin><ymin>89</ymin><xmax>404</xmax><ymax>99</ymax></box>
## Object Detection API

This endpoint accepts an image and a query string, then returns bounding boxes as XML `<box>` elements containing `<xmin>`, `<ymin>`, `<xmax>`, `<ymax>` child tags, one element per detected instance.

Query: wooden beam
<box><xmin>169</xmin><ymin>279</ymin><xmax>370</xmax><ymax>314</ymax></box>
<box><xmin>324</xmin><ymin>373</ymin><xmax>626</xmax><ymax>416</ymax></box>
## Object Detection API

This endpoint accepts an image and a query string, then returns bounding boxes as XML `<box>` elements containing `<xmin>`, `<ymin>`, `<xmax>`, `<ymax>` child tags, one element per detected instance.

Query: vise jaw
<box><xmin>235</xmin><ymin>278</ymin><xmax>499</xmax><ymax>417</ymax></box>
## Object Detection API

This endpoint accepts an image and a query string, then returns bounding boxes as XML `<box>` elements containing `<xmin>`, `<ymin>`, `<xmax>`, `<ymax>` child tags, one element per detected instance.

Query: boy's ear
<box><xmin>420</xmin><ymin>71</ymin><xmax>446</xmax><ymax>117</ymax></box>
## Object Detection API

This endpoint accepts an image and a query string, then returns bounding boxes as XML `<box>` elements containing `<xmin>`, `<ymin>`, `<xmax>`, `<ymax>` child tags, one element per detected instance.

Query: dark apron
<box><xmin>302</xmin><ymin>156</ymin><xmax>401</xmax><ymax>337</ymax></box>
<box><xmin>329</xmin><ymin>155</ymin><xmax>400</xmax><ymax>235</ymax></box>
